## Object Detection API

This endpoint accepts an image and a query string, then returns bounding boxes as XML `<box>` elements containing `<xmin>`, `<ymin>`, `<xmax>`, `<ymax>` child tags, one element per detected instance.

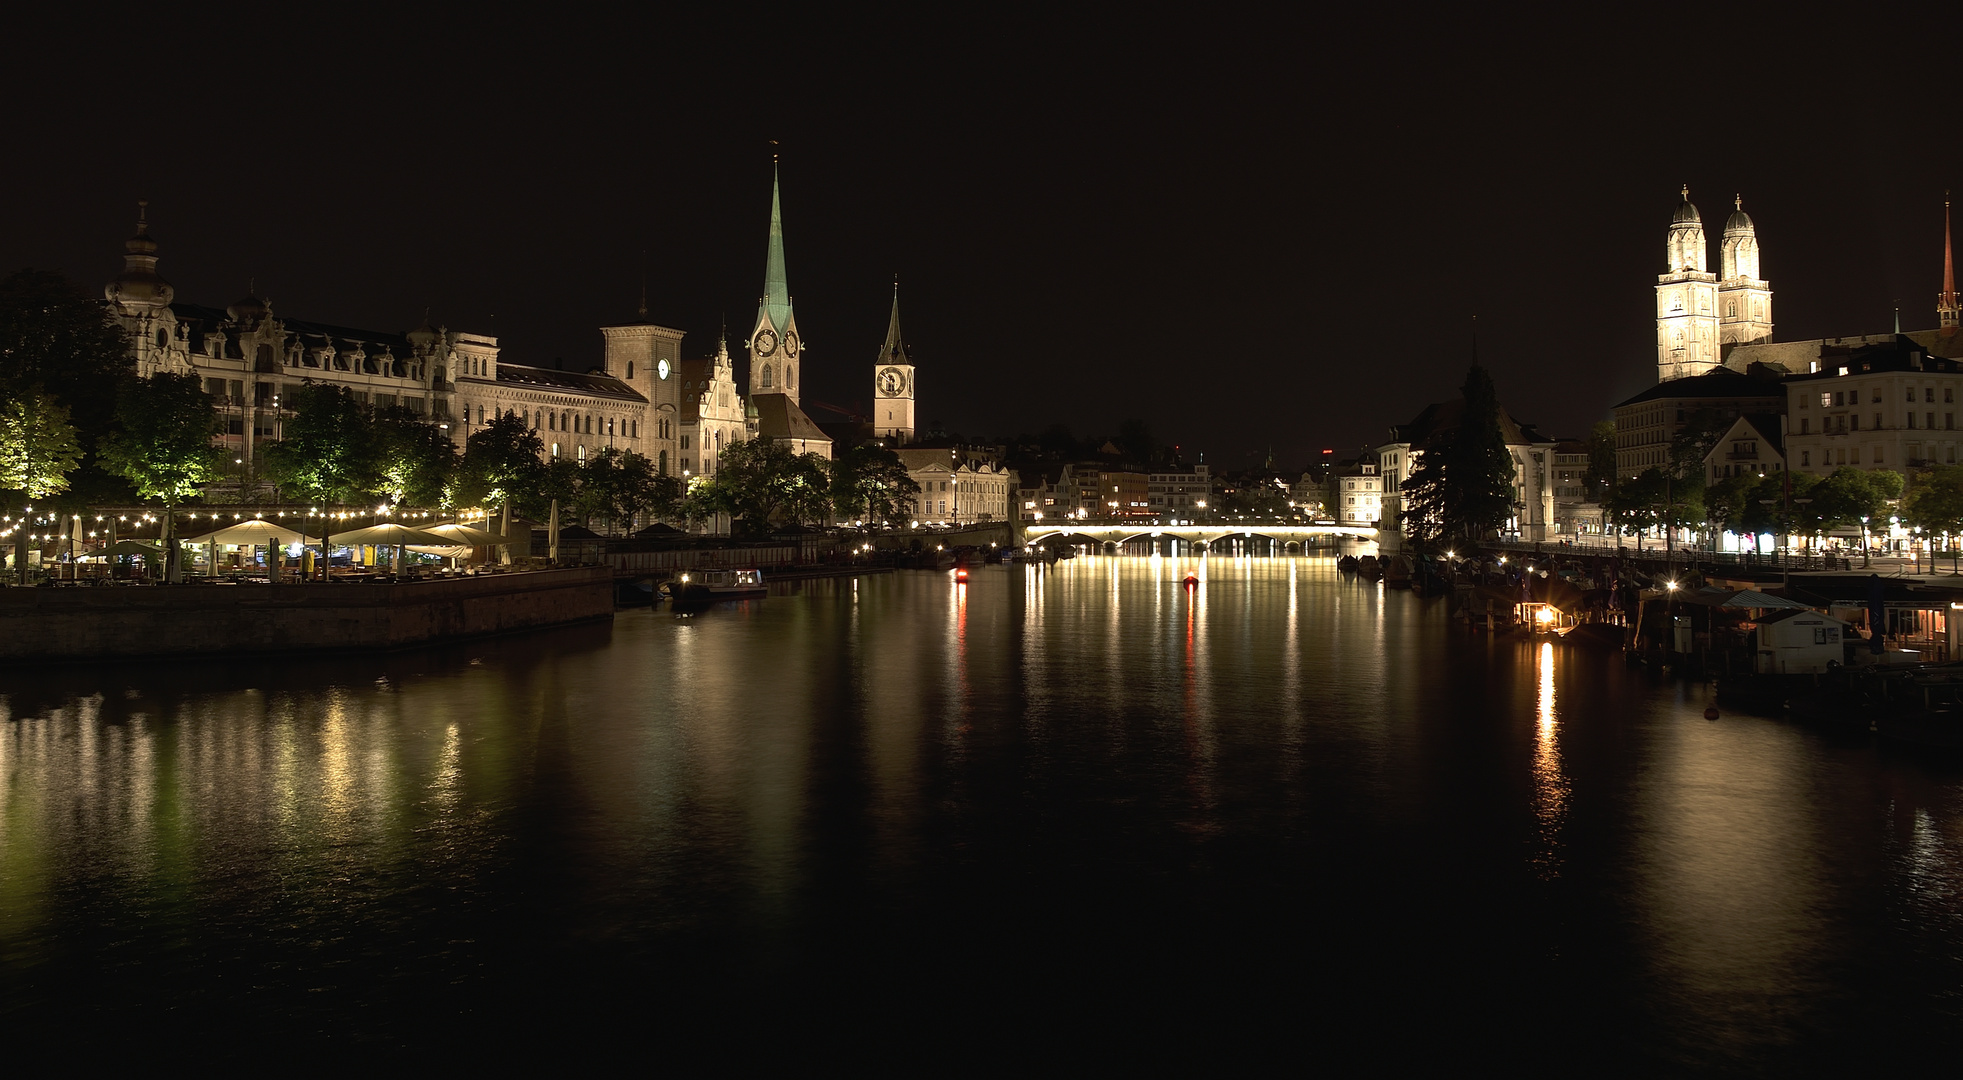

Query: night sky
<box><xmin>6</xmin><ymin>12</ymin><xmax>1961</xmax><ymax>471</ymax></box>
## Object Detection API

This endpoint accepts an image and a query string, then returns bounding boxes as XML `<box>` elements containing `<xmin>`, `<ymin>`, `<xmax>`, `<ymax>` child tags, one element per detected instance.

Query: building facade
<box><xmin>872</xmin><ymin>282</ymin><xmax>916</xmax><ymax>446</ymax></box>
<box><xmin>1656</xmin><ymin>187</ymin><xmax>1773</xmax><ymax>384</ymax></box>
<box><xmin>1784</xmin><ymin>336</ymin><xmax>1963</xmax><ymax>474</ymax></box>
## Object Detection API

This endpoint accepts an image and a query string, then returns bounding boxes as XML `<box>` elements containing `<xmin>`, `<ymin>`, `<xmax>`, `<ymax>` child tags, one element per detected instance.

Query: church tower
<box><xmin>747</xmin><ymin>163</ymin><xmax>801</xmax><ymax>406</ymax></box>
<box><xmin>1656</xmin><ymin>186</ymin><xmax>1720</xmax><ymax>382</ymax></box>
<box><xmin>1717</xmin><ymin>194</ymin><xmax>1773</xmax><ymax>349</ymax></box>
<box><xmin>1940</xmin><ymin>195</ymin><xmax>1960</xmax><ymax>331</ymax></box>
<box><xmin>872</xmin><ymin>279</ymin><xmax>915</xmax><ymax>445</ymax></box>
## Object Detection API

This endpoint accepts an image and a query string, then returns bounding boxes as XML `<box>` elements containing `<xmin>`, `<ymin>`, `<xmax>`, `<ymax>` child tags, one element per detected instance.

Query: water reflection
<box><xmin>1531</xmin><ymin>641</ymin><xmax>1569</xmax><ymax>878</ymax></box>
<box><xmin>2</xmin><ymin>560</ymin><xmax>1962</xmax><ymax>1066</ymax></box>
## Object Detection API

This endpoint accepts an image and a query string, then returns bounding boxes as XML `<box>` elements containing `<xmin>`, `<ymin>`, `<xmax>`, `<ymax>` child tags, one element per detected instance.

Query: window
<box><xmin>1909</xmin><ymin>413</ymin><xmax>1917</xmax><ymax>429</ymax></box>
<box><xmin>762</xmin><ymin>365</ymin><xmax>773</xmax><ymax>388</ymax></box>
<box><xmin>1929</xmin><ymin>388</ymin><xmax>1938</xmax><ymax>403</ymax></box>
<box><xmin>1949</xmin><ymin>388</ymin><xmax>1956</xmax><ymax>403</ymax></box>
<box><xmin>1851</xmin><ymin>414</ymin><xmax>1859</xmax><ymax>430</ymax></box>
<box><xmin>1909</xmin><ymin>387</ymin><xmax>1918</xmax><ymax>402</ymax></box>
<box><xmin>1877</xmin><ymin>447</ymin><xmax>1886</xmax><ymax>463</ymax></box>
<box><xmin>551</xmin><ymin>442</ymin><xmax>559</xmax><ymax>458</ymax></box>
<box><xmin>1802</xmin><ymin>451</ymin><xmax>1811</xmax><ymax>466</ymax></box>
<box><xmin>577</xmin><ymin>444</ymin><xmax>586</xmax><ymax>463</ymax></box>
<box><xmin>1873</xmin><ymin>390</ymin><xmax>1882</xmax><ymax>403</ymax></box>
<box><xmin>626</xmin><ymin>362</ymin><xmax>634</xmax><ymax>380</ymax></box>
<box><xmin>1820</xmin><ymin>393</ymin><xmax>1832</xmax><ymax>408</ymax></box>
<box><xmin>1800</xmin><ymin>418</ymin><xmax>1810</xmax><ymax>434</ymax></box>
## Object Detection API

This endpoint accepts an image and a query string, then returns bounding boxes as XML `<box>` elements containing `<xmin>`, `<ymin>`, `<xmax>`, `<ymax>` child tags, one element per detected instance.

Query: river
<box><xmin>3</xmin><ymin>554</ymin><xmax>1961</xmax><ymax>1069</ymax></box>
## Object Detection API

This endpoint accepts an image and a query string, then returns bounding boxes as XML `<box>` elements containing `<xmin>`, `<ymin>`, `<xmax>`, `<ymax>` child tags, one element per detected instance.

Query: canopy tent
<box><xmin>183</xmin><ymin>519</ymin><xmax>315</xmax><ymax>546</ymax></box>
<box><xmin>420</xmin><ymin>522</ymin><xmax>507</xmax><ymax>546</ymax></box>
<box><xmin>78</xmin><ymin>539</ymin><xmax>163</xmax><ymax>560</ymax></box>
<box><xmin>327</xmin><ymin>523</ymin><xmax>449</xmax><ymax>547</ymax></box>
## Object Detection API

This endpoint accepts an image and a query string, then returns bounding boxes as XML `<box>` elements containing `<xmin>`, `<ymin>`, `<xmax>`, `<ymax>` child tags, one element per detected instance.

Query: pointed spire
<box><xmin>880</xmin><ymin>275</ymin><xmax>908</xmax><ymax>364</ymax></box>
<box><xmin>1941</xmin><ymin>193</ymin><xmax>1959</xmax><ymax>330</ymax></box>
<box><xmin>757</xmin><ymin>162</ymin><xmax>793</xmax><ymax>335</ymax></box>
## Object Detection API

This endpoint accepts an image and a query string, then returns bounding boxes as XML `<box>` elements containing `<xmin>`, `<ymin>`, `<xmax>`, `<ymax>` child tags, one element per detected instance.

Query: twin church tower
<box><xmin>1654</xmin><ymin>185</ymin><xmax>1774</xmax><ymax>383</ymax></box>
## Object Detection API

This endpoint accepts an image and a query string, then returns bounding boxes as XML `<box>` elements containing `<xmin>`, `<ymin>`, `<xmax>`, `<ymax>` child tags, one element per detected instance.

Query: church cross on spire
<box><xmin>1942</xmin><ymin>192</ymin><xmax>1960</xmax><ymax>330</ymax></box>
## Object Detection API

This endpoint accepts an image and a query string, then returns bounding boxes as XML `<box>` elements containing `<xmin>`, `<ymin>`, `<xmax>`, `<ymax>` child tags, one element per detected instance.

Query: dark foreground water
<box><xmin>4</xmin><ymin>556</ymin><xmax>1963</xmax><ymax>1070</ymax></box>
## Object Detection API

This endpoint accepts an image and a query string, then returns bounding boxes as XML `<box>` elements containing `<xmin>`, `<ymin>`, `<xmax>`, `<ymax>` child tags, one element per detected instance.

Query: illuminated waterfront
<box><xmin>4</xmin><ymin>555</ymin><xmax>1962</xmax><ymax>1068</ymax></box>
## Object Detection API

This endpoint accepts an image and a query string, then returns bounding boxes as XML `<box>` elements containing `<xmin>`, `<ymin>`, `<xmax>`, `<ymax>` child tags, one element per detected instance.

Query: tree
<box><xmin>829</xmin><ymin>443</ymin><xmax>920</xmax><ymax>523</ymax></box>
<box><xmin>0</xmin><ymin>270</ymin><xmax>138</xmax><ymax>504</ymax></box>
<box><xmin>1904</xmin><ymin>466</ymin><xmax>1963</xmax><ymax>540</ymax></box>
<box><xmin>1400</xmin><ymin>365</ymin><xmax>1517</xmax><ymax>547</ymax></box>
<box><xmin>1809</xmin><ymin>467</ymin><xmax>1897</xmax><ymax>533</ymax></box>
<box><xmin>455</xmin><ymin>411</ymin><xmax>546</xmax><ymax>514</ymax></box>
<box><xmin>0</xmin><ymin>269</ymin><xmax>131</xmax><ymax>447</ymax></box>
<box><xmin>373</xmin><ymin>406</ymin><xmax>457</xmax><ymax>508</ymax></box>
<box><xmin>97</xmin><ymin>372</ymin><xmax>221</xmax><ymax>506</ymax></box>
<box><xmin>260</xmin><ymin>383</ymin><xmax>384</xmax><ymax>505</ymax></box>
<box><xmin>691</xmin><ymin>438</ymin><xmax>832</xmax><ymax>533</ymax></box>
<box><xmin>0</xmin><ymin>387</ymin><xmax>83</xmax><ymax>499</ymax></box>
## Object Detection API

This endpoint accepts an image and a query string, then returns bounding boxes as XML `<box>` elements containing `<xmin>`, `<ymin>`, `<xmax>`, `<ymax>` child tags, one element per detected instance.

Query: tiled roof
<box><xmin>751</xmin><ymin>393</ymin><xmax>830</xmax><ymax>444</ymax></box>
<box><xmin>1614</xmin><ymin>367</ymin><xmax>1785</xmax><ymax>408</ymax></box>
<box><xmin>497</xmin><ymin>364</ymin><xmax>647</xmax><ymax>403</ymax></box>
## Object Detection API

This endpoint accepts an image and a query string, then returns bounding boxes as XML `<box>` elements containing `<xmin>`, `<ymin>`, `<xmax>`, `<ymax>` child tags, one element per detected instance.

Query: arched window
<box><xmin>786</xmin><ymin>365</ymin><xmax>794</xmax><ymax>388</ymax></box>
<box><xmin>762</xmin><ymin>365</ymin><xmax>773</xmax><ymax>388</ymax></box>
<box><xmin>155</xmin><ymin>328</ymin><xmax>168</xmax><ymax>350</ymax></box>
<box><xmin>626</xmin><ymin>361</ymin><xmax>634</xmax><ymax>380</ymax></box>
<box><xmin>659</xmin><ymin>450</ymin><xmax>667</xmax><ymax>475</ymax></box>
<box><xmin>551</xmin><ymin>442</ymin><xmax>560</xmax><ymax>458</ymax></box>
<box><xmin>577</xmin><ymin>444</ymin><xmax>587</xmax><ymax>463</ymax></box>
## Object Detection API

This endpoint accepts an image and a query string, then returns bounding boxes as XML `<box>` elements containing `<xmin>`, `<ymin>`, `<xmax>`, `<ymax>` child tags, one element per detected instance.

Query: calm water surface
<box><xmin>5</xmin><ymin>555</ymin><xmax>1963</xmax><ymax>1069</ymax></box>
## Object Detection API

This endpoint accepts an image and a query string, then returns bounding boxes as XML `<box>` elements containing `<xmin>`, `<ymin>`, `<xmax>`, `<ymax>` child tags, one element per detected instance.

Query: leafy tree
<box><xmin>830</xmin><ymin>443</ymin><xmax>920</xmax><ymax>523</ymax></box>
<box><xmin>373</xmin><ymin>406</ymin><xmax>457</xmax><ymax>508</ymax></box>
<box><xmin>97</xmin><ymin>372</ymin><xmax>221</xmax><ymax>506</ymax></box>
<box><xmin>1400</xmin><ymin>364</ymin><xmax>1516</xmax><ymax>547</ymax></box>
<box><xmin>455</xmin><ymin>411</ymin><xmax>546</xmax><ymax>514</ymax></box>
<box><xmin>0</xmin><ymin>270</ymin><xmax>138</xmax><ymax>504</ymax></box>
<box><xmin>691</xmin><ymin>437</ymin><xmax>831</xmax><ymax>532</ymax></box>
<box><xmin>260</xmin><ymin>383</ymin><xmax>383</xmax><ymax>505</ymax></box>
<box><xmin>1902</xmin><ymin>466</ymin><xmax>1963</xmax><ymax>538</ymax></box>
<box><xmin>1808</xmin><ymin>467</ymin><xmax>1897</xmax><ymax>532</ymax></box>
<box><xmin>0</xmin><ymin>269</ymin><xmax>131</xmax><ymax>446</ymax></box>
<box><xmin>0</xmin><ymin>387</ymin><xmax>83</xmax><ymax>498</ymax></box>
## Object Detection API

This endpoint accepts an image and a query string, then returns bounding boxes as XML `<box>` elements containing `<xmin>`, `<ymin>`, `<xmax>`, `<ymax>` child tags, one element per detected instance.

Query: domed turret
<box><xmin>1665</xmin><ymin>185</ymin><xmax>1707</xmax><ymax>273</ymax></box>
<box><xmin>1721</xmin><ymin>194</ymin><xmax>1761</xmax><ymax>280</ymax></box>
<box><xmin>104</xmin><ymin>200</ymin><xmax>175</xmax><ymax>310</ymax></box>
<box><xmin>226</xmin><ymin>294</ymin><xmax>267</xmax><ymax>323</ymax></box>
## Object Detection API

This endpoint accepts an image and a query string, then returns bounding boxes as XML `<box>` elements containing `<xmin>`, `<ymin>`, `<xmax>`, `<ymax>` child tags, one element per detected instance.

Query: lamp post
<box><xmin>1861</xmin><ymin>515</ymin><xmax>1871</xmax><ymax>568</ymax></box>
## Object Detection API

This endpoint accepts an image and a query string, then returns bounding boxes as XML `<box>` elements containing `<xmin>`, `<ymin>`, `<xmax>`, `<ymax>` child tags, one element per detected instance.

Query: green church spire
<box><xmin>758</xmin><ymin>164</ymin><xmax>793</xmax><ymax>336</ymax></box>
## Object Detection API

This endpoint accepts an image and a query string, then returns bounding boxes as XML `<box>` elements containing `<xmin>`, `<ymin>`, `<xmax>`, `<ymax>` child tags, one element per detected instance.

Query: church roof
<box><xmin>1673</xmin><ymin>186</ymin><xmax>1701</xmax><ymax>225</ymax></box>
<box><xmin>1615</xmin><ymin>366</ymin><xmax>1785</xmax><ymax>408</ymax></box>
<box><xmin>496</xmin><ymin>363</ymin><xmax>647</xmax><ymax>403</ymax></box>
<box><xmin>751</xmin><ymin>392</ymin><xmax>830</xmax><ymax>445</ymax></box>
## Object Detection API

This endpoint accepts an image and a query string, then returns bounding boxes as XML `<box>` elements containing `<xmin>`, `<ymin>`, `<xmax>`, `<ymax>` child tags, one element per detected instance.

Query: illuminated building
<box><xmin>872</xmin><ymin>281</ymin><xmax>916</xmax><ymax>446</ymax></box>
<box><xmin>745</xmin><ymin>166</ymin><xmax>831</xmax><ymax>460</ymax></box>
<box><xmin>1656</xmin><ymin>187</ymin><xmax>1773</xmax><ymax>383</ymax></box>
<box><xmin>896</xmin><ymin>447</ymin><xmax>1011</xmax><ymax>524</ymax></box>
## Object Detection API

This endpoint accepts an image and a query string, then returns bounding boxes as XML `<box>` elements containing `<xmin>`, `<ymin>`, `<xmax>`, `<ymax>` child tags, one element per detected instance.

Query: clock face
<box><xmin>783</xmin><ymin>333</ymin><xmax>799</xmax><ymax>358</ymax></box>
<box><xmin>877</xmin><ymin>367</ymin><xmax>907</xmax><ymax>396</ymax></box>
<box><xmin>754</xmin><ymin>328</ymin><xmax>778</xmax><ymax>356</ymax></box>
<box><xmin>657</xmin><ymin>358</ymin><xmax>670</xmax><ymax>380</ymax></box>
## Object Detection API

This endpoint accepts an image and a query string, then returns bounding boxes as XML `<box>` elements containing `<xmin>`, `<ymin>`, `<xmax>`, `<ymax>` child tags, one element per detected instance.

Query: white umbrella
<box><xmin>183</xmin><ymin>519</ymin><xmax>314</xmax><ymax>545</ymax></box>
<box><xmin>328</xmin><ymin>523</ymin><xmax>449</xmax><ymax>547</ymax></box>
<box><xmin>422</xmin><ymin>522</ymin><xmax>507</xmax><ymax>546</ymax></box>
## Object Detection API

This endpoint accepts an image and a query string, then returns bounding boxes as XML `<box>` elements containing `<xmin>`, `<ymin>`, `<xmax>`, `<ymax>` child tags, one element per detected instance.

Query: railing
<box><xmin>1487</xmin><ymin>538</ymin><xmax>1856</xmax><ymax>573</ymax></box>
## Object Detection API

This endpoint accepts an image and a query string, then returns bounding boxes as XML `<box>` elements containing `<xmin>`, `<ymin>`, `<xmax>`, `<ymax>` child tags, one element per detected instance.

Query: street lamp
<box><xmin>1861</xmin><ymin>515</ymin><xmax>1871</xmax><ymax>568</ymax></box>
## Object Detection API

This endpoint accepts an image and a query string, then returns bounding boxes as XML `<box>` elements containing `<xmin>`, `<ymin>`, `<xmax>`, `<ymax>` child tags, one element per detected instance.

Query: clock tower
<box><xmin>748</xmin><ymin>163</ymin><xmax>801</xmax><ymax>406</ymax></box>
<box><xmin>872</xmin><ymin>280</ymin><xmax>915</xmax><ymax>445</ymax></box>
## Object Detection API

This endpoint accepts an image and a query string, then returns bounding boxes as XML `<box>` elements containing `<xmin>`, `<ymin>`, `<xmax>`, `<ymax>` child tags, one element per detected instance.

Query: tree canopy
<box><xmin>98</xmin><ymin>372</ymin><xmax>222</xmax><ymax>505</ymax></box>
<box><xmin>1400</xmin><ymin>364</ymin><xmax>1517</xmax><ymax>547</ymax></box>
<box><xmin>829</xmin><ymin>443</ymin><xmax>920</xmax><ymax>524</ymax></box>
<box><xmin>687</xmin><ymin>437</ymin><xmax>830</xmax><ymax>533</ymax></box>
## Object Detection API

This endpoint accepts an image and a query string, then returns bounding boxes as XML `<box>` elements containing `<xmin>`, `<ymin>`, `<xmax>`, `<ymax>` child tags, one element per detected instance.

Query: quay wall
<box><xmin>0</xmin><ymin>566</ymin><xmax>615</xmax><ymax>662</ymax></box>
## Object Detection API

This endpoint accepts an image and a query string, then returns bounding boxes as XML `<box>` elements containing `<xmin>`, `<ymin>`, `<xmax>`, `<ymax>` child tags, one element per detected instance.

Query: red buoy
<box><xmin>1183</xmin><ymin>574</ymin><xmax>1199</xmax><ymax>588</ymax></box>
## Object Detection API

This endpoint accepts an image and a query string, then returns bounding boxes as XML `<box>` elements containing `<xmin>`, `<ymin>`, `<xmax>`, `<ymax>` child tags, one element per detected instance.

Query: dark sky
<box><xmin>5</xmin><ymin>12</ymin><xmax>1960</xmax><ymax>471</ymax></box>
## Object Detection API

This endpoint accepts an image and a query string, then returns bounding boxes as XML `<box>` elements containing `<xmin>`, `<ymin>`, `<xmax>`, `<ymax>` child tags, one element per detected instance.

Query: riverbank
<box><xmin>0</xmin><ymin>565</ymin><xmax>614</xmax><ymax>662</ymax></box>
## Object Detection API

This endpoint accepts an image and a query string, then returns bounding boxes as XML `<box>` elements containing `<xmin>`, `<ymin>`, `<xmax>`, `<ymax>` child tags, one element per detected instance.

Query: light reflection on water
<box><xmin>1</xmin><ymin>556</ymin><xmax>1962</xmax><ymax>1067</ymax></box>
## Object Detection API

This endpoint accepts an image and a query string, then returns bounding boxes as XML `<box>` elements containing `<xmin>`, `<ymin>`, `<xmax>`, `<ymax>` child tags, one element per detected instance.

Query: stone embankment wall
<box><xmin>0</xmin><ymin>566</ymin><xmax>614</xmax><ymax>661</ymax></box>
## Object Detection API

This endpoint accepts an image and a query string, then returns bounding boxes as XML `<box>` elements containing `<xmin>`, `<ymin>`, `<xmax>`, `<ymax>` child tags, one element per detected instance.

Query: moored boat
<box><xmin>658</xmin><ymin>568</ymin><xmax>768</xmax><ymax>603</ymax></box>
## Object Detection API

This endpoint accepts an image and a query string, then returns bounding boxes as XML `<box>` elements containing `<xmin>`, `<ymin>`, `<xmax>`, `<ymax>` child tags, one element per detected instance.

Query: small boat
<box><xmin>1383</xmin><ymin>554</ymin><xmax>1414</xmax><ymax>589</ymax></box>
<box><xmin>1357</xmin><ymin>554</ymin><xmax>1383</xmax><ymax>581</ymax></box>
<box><xmin>1338</xmin><ymin>555</ymin><xmax>1360</xmax><ymax>574</ymax></box>
<box><xmin>658</xmin><ymin>568</ymin><xmax>767</xmax><ymax>603</ymax></box>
